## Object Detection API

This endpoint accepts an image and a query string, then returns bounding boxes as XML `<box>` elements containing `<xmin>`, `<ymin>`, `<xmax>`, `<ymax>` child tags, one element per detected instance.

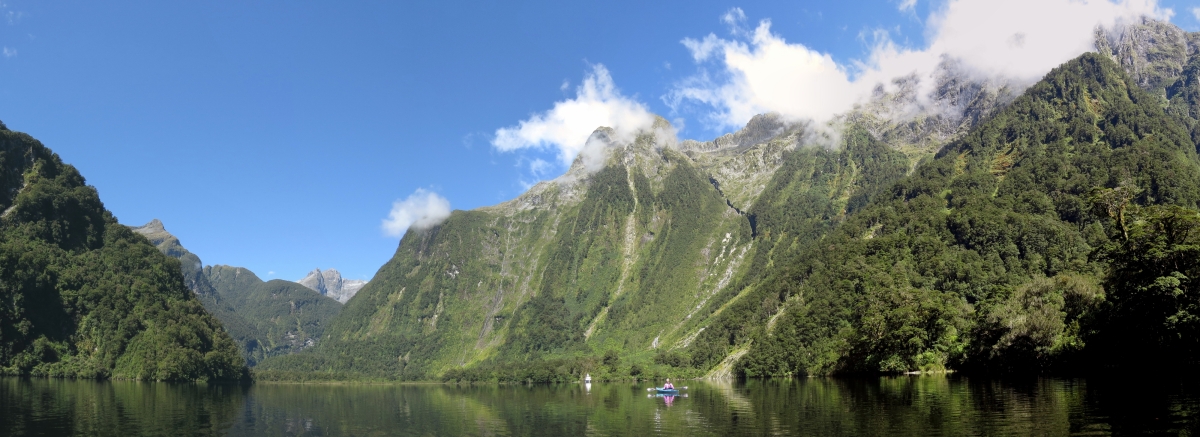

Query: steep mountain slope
<box><xmin>131</xmin><ymin>220</ymin><xmax>263</xmax><ymax>360</ymax></box>
<box><xmin>297</xmin><ymin>268</ymin><xmax>367</xmax><ymax>303</ymax></box>
<box><xmin>0</xmin><ymin>124</ymin><xmax>245</xmax><ymax>381</ymax></box>
<box><xmin>205</xmin><ymin>265</ymin><xmax>341</xmax><ymax>362</ymax></box>
<box><xmin>130</xmin><ymin>219</ymin><xmax>342</xmax><ymax>366</ymax></box>
<box><xmin>262</xmin><ymin>19</ymin><xmax>1200</xmax><ymax>381</ymax></box>
<box><xmin>255</xmin><ymin>48</ymin><xmax>1025</xmax><ymax>383</ymax></box>
<box><xmin>260</xmin><ymin>121</ymin><xmax>761</xmax><ymax>380</ymax></box>
<box><xmin>738</xmin><ymin>52</ymin><xmax>1200</xmax><ymax>376</ymax></box>
<box><xmin>258</xmin><ymin>116</ymin><xmax>962</xmax><ymax>381</ymax></box>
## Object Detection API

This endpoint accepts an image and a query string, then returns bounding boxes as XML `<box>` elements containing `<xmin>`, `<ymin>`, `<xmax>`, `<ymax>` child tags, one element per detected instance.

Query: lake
<box><xmin>2</xmin><ymin>376</ymin><xmax>1198</xmax><ymax>436</ymax></box>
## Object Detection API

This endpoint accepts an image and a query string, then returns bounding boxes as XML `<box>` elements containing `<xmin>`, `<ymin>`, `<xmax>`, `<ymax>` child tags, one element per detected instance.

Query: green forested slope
<box><xmin>738</xmin><ymin>52</ymin><xmax>1200</xmax><ymax>376</ymax></box>
<box><xmin>131</xmin><ymin>220</ymin><xmax>265</xmax><ymax>363</ymax></box>
<box><xmin>205</xmin><ymin>265</ymin><xmax>341</xmax><ymax>364</ymax></box>
<box><xmin>258</xmin><ymin>119</ymin><xmax>919</xmax><ymax>381</ymax></box>
<box><xmin>0</xmin><ymin>124</ymin><xmax>246</xmax><ymax>381</ymax></box>
<box><xmin>257</xmin><ymin>129</ymin><xmax>761</xmax><ymax>381</ymax></box>
<box><xmin>132</xmin><ymin>221</ymin><xmax>342</xmax><ymax>366</ymax></box>
<box><xmin>264</xmin><ymin>25</ymin><xmax>1200</xmax><ymax>381</ymax></box>
<box><xmin>683</xmin><ymin>126</ymin><xmax>912</xmax><ymax>372</ymax></box>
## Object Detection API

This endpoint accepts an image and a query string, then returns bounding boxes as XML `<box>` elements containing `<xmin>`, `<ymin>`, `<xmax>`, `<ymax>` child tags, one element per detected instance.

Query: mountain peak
<box><xmin>133</xmin><ymin>218</ymin><xmax>166</xmax><ymax>234</ymax></box>
<box><xmin>297</xmin><ymin>268</ymin><xmax>367</xmax><ymax>303</ymax></box>
<box><xmin>130</xmin><ymin>218</ymin><xmax>189</xmax><ymax>258</ymax></box>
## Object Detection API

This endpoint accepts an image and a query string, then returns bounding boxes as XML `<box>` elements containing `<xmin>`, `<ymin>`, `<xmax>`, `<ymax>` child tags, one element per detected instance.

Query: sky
<box><xmin>0</xmin><ymin>1</ymin><xmax>1196</xmax><ymax>282</ymax></box>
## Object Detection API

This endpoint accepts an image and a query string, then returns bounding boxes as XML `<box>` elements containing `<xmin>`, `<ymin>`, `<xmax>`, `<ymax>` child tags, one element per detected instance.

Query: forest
<box><xmin>0</xmin><ymin>125</ymin><xmax>246</xmax><ymax>381</ymax></box>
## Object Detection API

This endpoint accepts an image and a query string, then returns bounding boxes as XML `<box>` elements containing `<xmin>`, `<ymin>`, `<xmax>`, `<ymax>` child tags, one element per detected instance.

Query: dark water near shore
<box><xmin>2</xmin><ymin>376</ymin><xmax>1199</xmax><ymax>436</ymax></box>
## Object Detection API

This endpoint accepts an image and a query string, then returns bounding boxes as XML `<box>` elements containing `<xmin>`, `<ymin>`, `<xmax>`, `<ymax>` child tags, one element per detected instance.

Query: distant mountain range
<box><xmin>131</xmin><ymin>219</ymin><xmax>342</xmax><ymax>366</ymax></box>
<box><xmin>297</xmin><ymin>269</ymin><xmax>367</xmax><ymax>304</ymax></box>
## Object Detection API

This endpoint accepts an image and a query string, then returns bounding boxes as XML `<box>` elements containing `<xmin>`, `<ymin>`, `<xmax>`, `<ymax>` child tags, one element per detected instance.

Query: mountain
<box><xmin>297</xmin><ymin>268</ymin><xmax>367</xmax><ymax>303</ymax></box>
<box><xmin>205</xmin><ymin>265</ymin><xmax>342</xmax><ymax>362</ymax></box>
<box><xmin>131</xmin><ymin>220</ymin><xmax>342</xmax><ymax>366</ymax></box>
<box><xmin>259</xmin><ymin>19</ymin><xmax>1200</xmax><ymax>381</ymax></box>
<box><xmin>257</xmin><ymin>73</ymin><xmax>1011</xmax><ymax>381</ymax></box>
<box><xmin>737</xmin><ymin>51</ymin><xmax>1200</xmax><ymax>376</ymax></box>
<box><xmin>0</xmin><ymin>124</ymin><xmax>245</xmax><ymax>381</ymax></box>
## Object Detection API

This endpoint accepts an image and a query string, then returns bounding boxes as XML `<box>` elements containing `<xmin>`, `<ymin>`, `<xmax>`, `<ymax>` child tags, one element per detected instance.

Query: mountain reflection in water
<box><xmin>2</xmin><ymin>376</ymin><xmax>1199</xmax><ymax>436</ymax></box>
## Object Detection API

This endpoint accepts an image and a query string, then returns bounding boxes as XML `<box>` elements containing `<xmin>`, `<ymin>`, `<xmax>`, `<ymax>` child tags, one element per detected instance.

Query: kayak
<box><xmin>656</xmin><ymin>388</ymin><xmax>679</xmax><ymax>394</ymax></box>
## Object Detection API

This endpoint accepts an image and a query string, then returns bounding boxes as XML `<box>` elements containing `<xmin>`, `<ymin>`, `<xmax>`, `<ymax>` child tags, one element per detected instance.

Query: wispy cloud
<box><xmin>2</xmin><ymin>47</ymin><xmax>15</xmax><ymax>58</ymax></box>
<box><xmin>1192</xmin><ymin>7</ymin><xmax>1199</xmax><ymax>21</ymax></box>
<box><xmin>3</xmin><ymin>3</ymin><xmax>23</xmax><ymax>26</ymax></box>
<box><xmin>667</xmin><ymin>0</ymin><xmax>1168</xmax><ymax>132</ymax></box>
<box><xmin>382</xmin><ymin>188</ymin><xmax>452</xmax><ymax>237</ymax></box>
<box><xmin>492</xmin><ymin>64</ymin><xmax>656</xmax><ymax>167</ymax></box>
<box><xmin>898</xmin><ymin>0</ymin><xmax>918</xmax><ymax>13</ymax></box>
<box><xmin>721</xmin><ymin>7</ymin><xmax>749</xmax><ymax>34</ymax></box>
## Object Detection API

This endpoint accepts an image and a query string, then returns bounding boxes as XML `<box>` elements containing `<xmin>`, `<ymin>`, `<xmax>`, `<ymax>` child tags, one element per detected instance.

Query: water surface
<box><xmin>2</xmin><ymin>376</ymin><xmax>1198</xmax><ymax>436</ymax></box>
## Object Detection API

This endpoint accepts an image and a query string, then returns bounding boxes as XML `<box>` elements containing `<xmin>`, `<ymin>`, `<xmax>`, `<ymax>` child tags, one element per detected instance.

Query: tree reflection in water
<box><xmin>1</xmin><ymin>376</ymin><xmax>1198</xmax><ymax>436</ymax></box>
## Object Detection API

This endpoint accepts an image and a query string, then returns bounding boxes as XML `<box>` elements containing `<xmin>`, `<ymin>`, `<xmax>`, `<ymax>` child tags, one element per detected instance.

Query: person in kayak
<box><xmin>663</xmin><ymin>379</ymin><xmax>674</xmax><ymax>390</ymax></box>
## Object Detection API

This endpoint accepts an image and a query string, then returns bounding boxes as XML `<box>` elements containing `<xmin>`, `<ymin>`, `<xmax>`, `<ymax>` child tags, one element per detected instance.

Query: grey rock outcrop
<box><xmin>297</xmin><ymin>268</ymin><xmax>367</xmax><ymax>303</ymax></box>
<box><xmin>1095</xmin><ymin>17</ymin><xmax>1197</xmax><ymax>93</ymax></box>
<box><xmin>837</xmin><ymin>56</ymin><xmax>1020</xmax><ymax>158</ymax></box>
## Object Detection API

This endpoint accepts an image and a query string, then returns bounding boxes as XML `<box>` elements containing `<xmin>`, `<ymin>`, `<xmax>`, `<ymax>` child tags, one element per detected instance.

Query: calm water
<box><xmin>2</xmin><ymin>376</ymin><xmax>1199</xmax><ymax>436</ymax></box>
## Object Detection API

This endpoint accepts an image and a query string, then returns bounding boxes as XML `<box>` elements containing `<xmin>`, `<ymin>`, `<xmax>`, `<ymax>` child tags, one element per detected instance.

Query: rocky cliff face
<box><xmin>297</xmin><ymin>269</ymin><xmax>367</xmax><ymax>304</ymax></box>
<box><xmin>1095</xmin><ymin>17</ymin><xmax>1198</xmax><ymax>93</ymax></box>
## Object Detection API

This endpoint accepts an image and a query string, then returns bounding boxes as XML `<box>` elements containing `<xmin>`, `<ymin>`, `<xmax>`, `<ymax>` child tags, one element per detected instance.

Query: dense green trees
<box><xmin>0</xmin><ymin>126</ymin><xmax>246</xmax><ymax>381</ymax></box>
<box><xmin>203</xmin><ymin>265</ymin><xmax>342</xmax><ymax>365</ymax></box>
<box><xmin>1092</xmin><ymin>204</ymin><xmax>1200</xmax><ymax>368</ymax></box>
<box><xmin>737</xmin><ymin>52</ymin><xmax>1200</xmax><ymax>376</ymax></box>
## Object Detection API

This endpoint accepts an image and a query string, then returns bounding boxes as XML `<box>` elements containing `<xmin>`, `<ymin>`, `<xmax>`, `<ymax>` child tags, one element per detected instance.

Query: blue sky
<box><xmin>0</xmin><ymin>1</ymin><xmax>1195</xmax><ymax>281</ymax></box>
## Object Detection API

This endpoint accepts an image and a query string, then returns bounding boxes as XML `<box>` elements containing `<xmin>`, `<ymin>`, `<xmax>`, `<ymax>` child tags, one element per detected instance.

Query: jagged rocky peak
<box><xmin>133</xmin><ymin>218</ymin><xmax>166</xmax><ymax>234</ymax></box>
<box><xmin>1095</xmin><ymin>16</ymin><xmax>1198</xmax><ymax>93</ymax></box>
<box><xmin>297</xmin><ymin>268</ymin><xmax>367</xmax><ymax>304</ymax></box>
<box><xmin>839</xmin><ymin>55</ymin><xmax>1019</xmax><ymax>156</ymax></box>
<box><xmin>131</xmin><ymin>218</ymin><xmax>188</xmax><ymax>258</ymax></box>
<box><xmin>679</xmin><ymin>113</ymin><xmax>803</xmax><ymax>154</ymax></box>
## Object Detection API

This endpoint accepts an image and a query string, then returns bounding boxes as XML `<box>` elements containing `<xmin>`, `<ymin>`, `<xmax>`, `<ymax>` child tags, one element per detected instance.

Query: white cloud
<box><xmin>1193</xmin><ymin>7</ymin><xmax>1199</xmax><ymax>21</ymax></box>
<box><xmin>668</xmin><ymin>0</ymin><xmax>1168</xmax><ymax>132</ymax></box>
<box><xmin>528</xmin><ymin>158</ymin><xmax>553</xmax><ymax>178</ymax></box>
<box><xmin>381</xmin><ymin>189</ymin><xmax>452</xmax><ymax>237</ymax></box>
<box><xmin>2</xmin><ymin>47</ymin><xmax>14</xmax><ymax>58</ymax></box>
<box><xmin>721</xmin><ymin>7</ymin><xmax>748</xmax><ymax>31</ymax></box>
<box><xmin>492</xmin><ymin>64</ymin><xmax>657</xmax><ymax>167</ymax></box>
<box><xmin>898</xmin><ymin>0</ymin><xmax>918</xmax><ymax>12</ymax></box>
<box><xmin>268</xmin><ymin>271</ymin><xmax>275</xmax><ymax>276</ymax></box>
